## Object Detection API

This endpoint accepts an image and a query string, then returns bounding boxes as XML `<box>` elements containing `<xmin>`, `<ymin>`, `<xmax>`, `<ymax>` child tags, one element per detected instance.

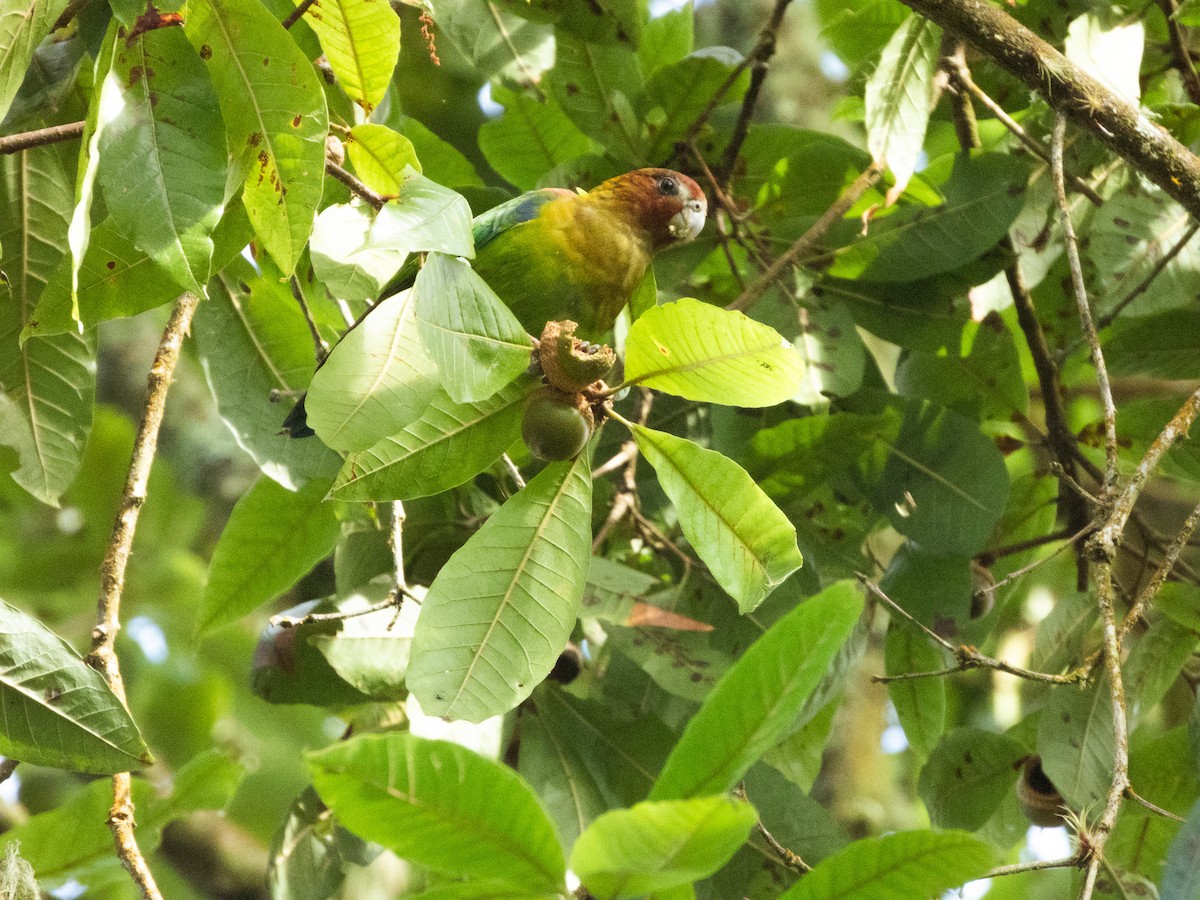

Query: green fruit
<box><xmin>522</xmin><ymin>388</ymin><xmax>594</xmax><ymax>461</ymax></box>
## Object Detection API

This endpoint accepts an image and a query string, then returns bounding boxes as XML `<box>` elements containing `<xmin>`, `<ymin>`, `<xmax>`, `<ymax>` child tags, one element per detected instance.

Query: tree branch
<box><xmin>0</xmin><ymin>120</ymin><xmax>85</xmax><ymax>155</ymax></box>
<box><xmin>87</xmin><ymin>292</ymin><xmax>201</xmax><ymax>900</ymax></box>
<box><xmin>898</xmin><ymin>0</ymin><xmax>1200</xmax><ymax>220</ymax></box>
<box><xmin>326</xmin><ymin>160</ymin><xmax>387</xmax><ymax>210</ymax></box>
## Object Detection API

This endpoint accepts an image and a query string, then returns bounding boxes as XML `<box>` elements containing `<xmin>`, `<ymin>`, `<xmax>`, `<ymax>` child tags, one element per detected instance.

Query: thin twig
<box><xmin>326</xmin><ymin>160</ymin><xmax>387</xmax><ymax>210</ymax></box>
<box><xmin>52</xmin><ymin>0</ymin><xmax>92</xmax><ymax>32</ymax></box>
<box><xmin>390</xmin><ymin>501</ymin><xmax>407</xmax><ymax>591</ymax></box>
<box><xmin>1160</xmin><ymin>0</ymin><xmax>1200</xmax><ymax>104</ymax></box>
<box><xmin>945</xmin><ymin>57</ymin><xmax>1102</xmax><ymax>205</ymax></box>
<box><xmin>1119</xmin><ymin>497</ymin><xmax>1200</xmax><ymax>641</ymax></box>
<box><xmin>501</xmin><ymin>453</ymin><xmax>526</xmax><ymax>491</ymax></box>
<box><xmin>87</xmin><ymin>292</ymin><xmax>200</xmax><ymax>900</ymax></box>
<box><xmin>981</xmin><ymin>523</ymin><xmax>1097</xmax><ymax>596</ymax></box>
<box><xmin>1125</xmin><ymin>785</ymin><xmax>1185</xmax><ymax>822</ymax></box>
<box><xmin>1052</xmin><ymin>116</ymin><xmax>1118</xmax><ymax>490</ymax></box>
<box><xmin>271</xmin><ymin>585</ymin><xmax>415</xmax><ymax>629</ymax></box>
<box><xmin>1096</xmin><ymin>218</ymin><xmax>1200</xmax><ymax>330</ymax></box>
<box><xmin>859</xmin><ymin>576</ymin><xmax>1084</xmax><ymax>684</ymax></box>
<box><xmin>985</xmin><ymin>856</ymin><xmax>1081</xmax><ymax>879</ymax></box>
<box><xmin>0</xmin><ymin>759</ymin><xmax>18</xmax><ymax>785</ymax></box>
<box><xmin>289</xmin><ymin>275</ymin><xmax>329</xmax><ymax>365</ymax></box>
<box><xmin>728</xmin><ymin>162</ymin><xmax>884</xmax><ymax>312</ymax></box>
<box><xmin>0</xmin><ymin>120</ymin><xmax>85</xmax><ymax>155</ymax></box>
<box><xmin>716</xmin><ymin>0</ymin><xmax>795</xmax><ymax>181</ymax></box>
<box><xmin>281</xmin><ymin>0</ymin><xmax>317</xmax><ymax>30</ymax></box>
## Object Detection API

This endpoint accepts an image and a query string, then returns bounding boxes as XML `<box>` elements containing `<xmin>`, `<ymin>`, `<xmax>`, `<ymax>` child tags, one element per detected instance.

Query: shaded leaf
<box><xmin>650</xmin><ymin>581</ymin><xmax>863</xmax><ymax>800</ymax></box>
<box><xmin>268</xmin><ymin>786</ymin><xmax>378</xmax><ymax>900</ymax></box>
<box><xmin>309</xmin><ymin>732</ymin><xmax>565</xmax><ymax>891</ymax></box>
<box><xmin>1039</xmin><ymin>680</ymin><xmax>1115</xmax><ymax>809</ymax></box>
<box><xmin>637</xmin><ymin>47</ymin><xmax>748</xmax><ymax>163</ymax></box>
<box><xmin>330</xmin><ymin>374</ymin><xmax>539</xmax><ymax>502</ymax></box>
<box><xmin>413</xmin><ymin>252</ymin><xmax>533</xmax><ymax>403</ymax></box>
<box><xmin>884</xmin><ymin>625</ymin><xmax>946</xmax><ymax>758</ymax></box>
<box><xmin>407</xmin><ymin>454</ymin><xmax>593</xmax><ymax>722</ymax></box>
<box><xmin>777</xmin><ymin>830</ymin><xmax>993</xmax><ymax>899</ymax></box>
<box><xmin>194</xmin><ymin>265</ymin><xmax>341</xmax><ymax>490</ymax></box>
<box><xmin>631</xmin><ymin>424</ymin><xmax>803</xmax><ymax>612</ymax></box>
<box><xmin>479</xmin><ymin>85</ymin><xmax>595</xmax><ymax>192</ymax></box>
<box><xmin>186</xmin><ymin>0</ymin><xmax>327</xmax><ymax>273</ymax></box>
<box><xmin>569</xmin><ymin>796</ymin><xmax>756</xmax><ymax>899</ymax></box>
<box><xmin>434</xmin><ymin>0</ymin><xmax>553</xmax><ymax>82</ymax></box>
<box><xmin>548</xmin><ymin>30</ymin><xmax>643</xmax><ymax>161</ymax></box>
<box><xmin>917</xmin><ymin>728</ymin><xmax>1026</xmax><ymax>830</ymax></box>
<box><xmin>199</xmin><ymin>475</ymin><xmax>341</xmax><ymax>634</ymax></box>
<box><xmin>624</xmin><ymin>298</ymin><xmax>806</xmax><ymax>407</ymax></box>
<box><xmin>0</xmin><ymin>0</ymin><xmax>71</xmax><ymax>123</ymax></box>
<box><xmin>1162</xmin><ymin>797</ymin><xmax>1200</xmax><ymax>900</ymax></box>
<box><xmin>0</xmin><ymin>598</ymin><xmax>150</xmax><ymax>772</ymax></box>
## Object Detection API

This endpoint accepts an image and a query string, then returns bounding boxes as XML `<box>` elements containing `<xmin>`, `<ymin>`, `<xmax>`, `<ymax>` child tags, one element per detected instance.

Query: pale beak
<box><xmin>668</xmin><ymin>198</ymin><xmax>707</xmax><ymax>241</ymax></box>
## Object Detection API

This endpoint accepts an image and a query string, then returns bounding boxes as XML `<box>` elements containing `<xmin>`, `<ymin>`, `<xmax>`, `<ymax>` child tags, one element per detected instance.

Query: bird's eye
<box><xmin>658</xmin><ymin>176</ymin><xmax>677</xmax><ymax>195</ymax></box>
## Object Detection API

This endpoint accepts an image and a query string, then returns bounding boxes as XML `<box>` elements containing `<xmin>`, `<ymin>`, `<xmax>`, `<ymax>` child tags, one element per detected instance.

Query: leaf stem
<box><xmin>325</xmin><ymin>160</ymin><xmax>387</xmax><ymax>210</ymax></box>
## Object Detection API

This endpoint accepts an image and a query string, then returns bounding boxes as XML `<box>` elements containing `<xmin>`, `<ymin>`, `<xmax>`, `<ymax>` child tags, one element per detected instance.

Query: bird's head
<box><xmin>593</xmin><ymin>168</ymin><xmax>707</xmax><ymax>249</ymax></box>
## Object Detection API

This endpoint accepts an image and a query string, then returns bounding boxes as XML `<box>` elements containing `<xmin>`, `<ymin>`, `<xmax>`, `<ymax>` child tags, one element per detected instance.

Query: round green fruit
<box><xmin>522</xmin><ymin>388</ymin><xmax>595</xmax><ymax>461</ymax></box>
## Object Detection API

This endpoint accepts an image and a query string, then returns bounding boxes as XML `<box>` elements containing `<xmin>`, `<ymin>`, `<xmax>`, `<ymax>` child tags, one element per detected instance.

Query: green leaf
<box><xmin>817</xmin><ymin>0</ymin><xmax>909</xmax><ymax>69</ymax></box>
<box><xmin>0</xmin><ymin>598</ymin><xmax>150</xmax><ymax>772</ymax></box>
<box><xmin>1156</xmin><ymin>582</ymin><xmax>1200</xmax><ymax>633</ymax></box>
<box><xmin>145</xmin><ymin>748</ymin><xmax>246</xmax><ymax>825</ymax></box>
<box><xmin>346</xmin><ymin>122</ymin><xmax>421</xmax><ymax>195</ymax></box>
<box><xmin>884</xmin><ymin>626</ymin><xmax>945</xmax><ymax>758</ymax></box>
<box><xmin>1031</xmin><ymin>592</ymin><xmax>1095</xmax><ymax>673</ymax></box>
<box><xmin>1039</xmin><ymin>680</ymin><xmax>1115</xmax><ymax>809</ymax></box>
<box><xmin>650</xmin><ymin>581</ymin><xmax>864</xmax><ymax>800</ymax></box>
<box><xmin>638</xmin><ymin>47</ymin><xmax>749</xmax><ymax>164</ymax></box>
<box><xmin>199</xmin><ymin>474</ymin><xmax>341</xmax><ymax>634</ymax></box>
<box><xmin>479</xmin><ymin>85</ymin><xmax>595</xmax><ymax>191</ymax></box>
<box><xmin>864</xmin><ymin>16</ymin><xmax>940</xmax><ymax>197</ymax></box>
<box><xmin>624</xmin><ymin>298</ymin><xmax>806</xmax><ymax>406</ymax></box>
<box><xmin>630</xmin><ymin>424</ymin><xmax>803</xmax><ymax>612</ymax></box>
<box><xmin>917</xmin><ymin>728</ymin><xmax>1026</xmax><ymax>830</ymax></box>
<box><xmin>330</xmin><ymin>374</ymin><xmax>539</xmax><ymax>502</ymax></box>
<box><xmin>310</xmin><ymin>586</ymin><xmax>415</xmax><ymax>700</ymax></box>
<box><xmin>849</xmin><ymin>395</ymin><xmax>1010</xmax><ymax>555</ymax></box>
<box><xmin>569</xmin><ymin>796</ymin><xmax>756</xmax><ymax>899</ymax></box>
<box><xmin>0</xmin><ymin>1</ymin><xmax>70</xmax><ymax>123</ymax></box>
<box><xmin>1123</xmin><ymin>617</ymin><xmax>1198</xmax><ymax>728</ymax></box>
<box><xmin>828</xmin><ymin>151</ymin><xmax>1029</xmax><ymax>283</ymax></box>
<box><xmin>392</xmin><ymin>114</ymin><xmax>483</xmax><ymax>188</ymax></box>
<box><xmin>1063</xmin><ymin>11</ymin><xmax>1143</xmax><ymax>104</ymax></box>
<box><xmin>605</xmin><ymin>625</ymin><xmax>731</xmax><ymax>701</ymax></box>
<box><xmin>0</xmin><ymin>145</ymin><xmax>95</xmax><ymax>506</ymax></box>
<box><xmin>407</xmin><ymin>454</ymin><xmax>593</xmax><ymax>722</ymax></box>
<box><xmin>193</xmin><ymin>265</ymin><xmax>341</xmax><ymax>490</ymax></box>
<box><xmin>309</xmin><ymin>203</ymin><xmax>410</xmax><ymax>304</ymax></box>
<box><xmin>519</xmin><ymin>702</ymin><xmax>617</xmax><ymax>849</ymax></box>
<box><xmin>305</xmin><ymin>288</ymin><xmax>440</xmax><ymax>452</ymax></box>
<box><xmin>97</xmin><ymin>25</ymin><xmax>227</xmax><ymax>292</ymax></box>
<box><xmin>777</xmin><ymin>830</ymin><xmax>994</xmax><ymax>899</ymax></box>
<box><xmin>557</xmin><ymin>0</ymin><xmax>642</xmax><ymax>47</ymax></box>
<box><xmin>413</xmin><ymin>252</ymin><xmax>534</xmax><ymax>403</ymax></box>
<box><xmin>792</xmin><ymin>294</ymin><xmax>866</xmax><ymax>402</ymax></box>
<box><xmin>294</xmin><ymin>0</ymin><xmax>400</xmax><ymax>113</ymax></box>
<box><xmin>308</xmin><ymin>732</ymin><xmax>566</xmax><ymax>892</ymax></box>
<box><xmin>638</xmin><ymin>4</ymin><xmax>693</xmax><ymax>77</ymax></box>
<box><xmin>186</xmin><ymin>0</ymin><xmax>328</xmax><ymax>274</ymax></box>
<box><xmin>1162</xmin><ymin>798</ymin><xmax>1200</xmax><ymax>900</ymax></box>
<box><xmin>548</xmin><ymin>30</ymin><xmax>643</xmax><ymax>162</ymax></box>
<box><xmin>1106</xmin><ymin>309</ymin><xmax>1200</xmax><ymax>379</ymax></box>
<box><xmin>269</xmin><ymin>786</ymin><xmax>378</xmax><ymax>900</ymax></box>
<box><xmin>373</xmin><ymin>168</ymin><xmax>474</xmax><ymax>258</ymax></box>
<box><xmin>433</xmin><ymin>0</ymin><xmax>553</xmax><ymax>82</ymax></box>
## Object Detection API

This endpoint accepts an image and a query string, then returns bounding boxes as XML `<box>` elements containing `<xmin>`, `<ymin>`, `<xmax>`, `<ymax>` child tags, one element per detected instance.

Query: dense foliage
<box><xmin>3</xmin><ymin>0</ymin><xmax>1200</xmax><ymax>898</ymax></box>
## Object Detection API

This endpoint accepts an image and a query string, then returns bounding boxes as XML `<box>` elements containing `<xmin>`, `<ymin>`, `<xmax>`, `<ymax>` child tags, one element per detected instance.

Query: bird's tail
<box><xmin>280</xmin><ymin>393</ymin><xmax>315</xmax><ymax>438</ymax></box>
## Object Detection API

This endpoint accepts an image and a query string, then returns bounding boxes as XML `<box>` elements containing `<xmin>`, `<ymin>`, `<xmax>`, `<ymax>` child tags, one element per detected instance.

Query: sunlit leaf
<box><xmin>346</xmin><ymin>122</ymin><xmax>421</xmax><ymax>195</ymax></box>
<box><xmin>407</xmin><ymin>455</ymin><xmax>592</xmax><ymax>722</ymax></box>
<box><xmin>777</xmin><ymin>830</ymin><xmax>993</xmax><ymax>899</ymax></box>
<box><xmin>305</xmin><ymin>288</ymin><xmax>440</xmax><ymax>452</ymax></box>
<box><xmin>186</xmin><ymin>0</ymin><xmax>328</xmax><ymax>273</ymax></box>
<box><xmin>97</xmin><ymin>25</ymin><xmax>226</xmax><ymax>292</ymax></box>
<box><xmin>0</xmin><ymin>598</ymin><xmax>150</xmax><ymax>772</ymax></box>
<box><xmin>296</xmin><ymin>0</ymin><xmax>400</xmax><ymax>113</ymax></box>
<box><xmin>631</xmin><ymin>424</ymin><xmax>803</xmax><ymax>611</ymax></box>
<box><xmin>330</xmin><ymin>374</ymin><xmax>539</xmax><ymax>501</ymax></box>
<box><xmin>479</xmin><ymin>85</ymin><xmax>595</xmax><ymax>191</ymax></box>
<box><xmin>309</xmin><ymin>732</ymin><xmax>565</xmax><ymax>891</ymax></box>
<box><xmin>651</xmin><ymin>581</ymin><xmax>863</xmax><ymax>800</ymax></box>
<box><xmin>569</xmin><ymin>796</ymin><xmax>756</xmax><ymax>899</ymax></box>
<box><xmin>624</xmin><ymin>298</ymin><xmax>806</xmax><ymax>407</ymax></box>
<box><xmin>864</xmin><ymin>16</ymin><xmax>939</xmax><ymax>199</ymax></box>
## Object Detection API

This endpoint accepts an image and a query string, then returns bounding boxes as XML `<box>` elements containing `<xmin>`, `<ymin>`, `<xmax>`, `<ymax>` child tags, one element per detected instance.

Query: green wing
<box><xmin>377</xmin><ymin>187</ymin><xmax>572</xmax><ymax>298</ymax></box>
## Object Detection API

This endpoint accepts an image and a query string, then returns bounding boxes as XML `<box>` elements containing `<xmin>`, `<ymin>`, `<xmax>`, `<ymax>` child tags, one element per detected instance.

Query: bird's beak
<box><xmin>668</xmin><ymin>199</ymin><xmax>706</xmax><ymax>241</ymax></box>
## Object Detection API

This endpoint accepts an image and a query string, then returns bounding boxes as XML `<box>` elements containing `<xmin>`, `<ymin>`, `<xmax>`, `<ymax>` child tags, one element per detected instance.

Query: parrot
<box><xmin>282</xmin><ymin>167</ymin><xmax>708</xmax><ymax>437</ymax></box>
